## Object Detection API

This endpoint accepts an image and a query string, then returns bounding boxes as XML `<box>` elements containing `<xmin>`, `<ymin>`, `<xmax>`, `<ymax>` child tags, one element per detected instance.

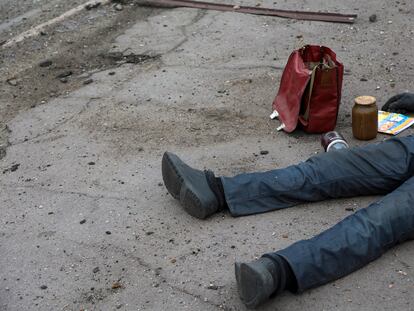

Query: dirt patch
<box><xmin>80</xmin><ymin>103</ymin><xmax>274</xmax><ymax>155</ymax></box>
<box><xmin>0</xmin><ymin>2</ymin><xmax>159</xmax><ymax>159</ymax></box>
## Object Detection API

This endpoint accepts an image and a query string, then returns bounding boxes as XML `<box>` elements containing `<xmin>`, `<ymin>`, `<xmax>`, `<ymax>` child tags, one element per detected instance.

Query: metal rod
<box><xmin>138</xmin><ymin>0</ymin><xmax>357</xmax><ymax>24</ymax></box>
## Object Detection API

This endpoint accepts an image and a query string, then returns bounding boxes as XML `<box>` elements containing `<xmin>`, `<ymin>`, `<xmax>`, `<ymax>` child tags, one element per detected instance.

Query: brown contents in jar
<box><xmin>352</xmin><ymin>96</ymin><xmax>378</xmax><ymax>140</ymax></box>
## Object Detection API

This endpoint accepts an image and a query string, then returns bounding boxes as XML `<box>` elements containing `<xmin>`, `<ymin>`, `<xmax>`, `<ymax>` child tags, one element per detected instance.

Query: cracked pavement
<box><xmin>1</xmin><ymin>0</ymin><xmax>414</xmax><ymax>310</ymax></box>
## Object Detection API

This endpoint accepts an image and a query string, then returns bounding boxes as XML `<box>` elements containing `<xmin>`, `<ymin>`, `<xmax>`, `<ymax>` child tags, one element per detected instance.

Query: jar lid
<box><xmin>355</xmin><ymin>95</ymin><xmax>376</xmax><ymax>105</ymax></box>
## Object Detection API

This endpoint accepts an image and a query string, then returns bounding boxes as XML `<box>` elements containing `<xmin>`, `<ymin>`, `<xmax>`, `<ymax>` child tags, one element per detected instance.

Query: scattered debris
<box><xmin>170</xmin><ymin>258</ymin><xmax>176</xmax><ymax>263</ymax></box>
<box><xmin>137</xmin><ymin>0</ymin><xmax>357</xmax><ymax>24</ymax></box>
<box><xmin>60</xmin><ymin>77</ymin><xmax>68</xmax><ymax>83</ymax></box>
<box><xmin>103</xmin><ymin>52</ymin><xmax>159</xmax><ymax>64</ymax></box>
<box><xmin>80</xmin><ymin>219</ymin><xmax>87</xmax><ymax>224</ymax></box>
<box><xmin>398</xmin><ymin>270</ymin><xmax>408</xmax><ymax>276</ymax></box>
<box><xmin>345</xmin><ymin>207</ymin><xmax>355</xmax><ymax>212</ymax></box>
<box><xmin>369</xmin><ymin>14</ymin><xmax>377</xmax><ymax>22</ymax></box>
<box><xmin>40</xmin><ymin>285</ymin><xmax>48</xmax><ymax>290</ymax></box>
<box><xmin>105</xmin><ymin>231</ymin><xmax>112</xmax><ymax>235</ymax></box>
<box><xmin>124</xmin><ymin>53</ymin><xmax>158</xmax><ymax>64</ymax></box>
<box><xmin>93</xmin><ymin>267</ymin><xmax>100</xmax><ymax>273</ymax></box>
<box><xmin>3</xmin><ymin>163</ymin><xmax>20</xmax><ymax>174</ymax></box>
<box><xmin>282</xmin><ymin>234</ymin><xmax>289</xmax><ymax>238</ymax></box>
<box><xmin>39</xmin><ymin>60</ymin><xmax>53</xmax><ymax>67</ymax></box>
<box><xmin>88</xmin><ymin>161</ymin><xmax>96</xmax><ymax>165</ymax></box>
<box><xmin>108</xmin><ymin>71</ymin><xmax>116</xmax><ymax>75</ymax></box>
<box><xmin>260</xmin><ymin>150</ymin><xmax>269</xmax><ymax>155</ymax></box>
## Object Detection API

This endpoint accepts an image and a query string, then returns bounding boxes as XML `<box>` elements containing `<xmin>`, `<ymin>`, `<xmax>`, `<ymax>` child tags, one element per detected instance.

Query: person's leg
<box><xmin>224</xmin><ymin>135</ymin><xmax>414</xmax><ymax>216</ymax></box>
<box><xmin>236</xmin><ymin>176</ymin><xmax>414</xmax><ymax>308</ymax></box>
<box><xmin>162</xmin><ymin>136</ymin><xmax>414</xmax><ymax>219</ymax></box>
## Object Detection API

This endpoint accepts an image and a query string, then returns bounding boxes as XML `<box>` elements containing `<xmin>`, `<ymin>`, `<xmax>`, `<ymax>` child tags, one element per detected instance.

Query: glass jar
<box><xmin>352</xmin><ymin>96</ymin><xmax>378</xmax><ymax>140</ymax></box>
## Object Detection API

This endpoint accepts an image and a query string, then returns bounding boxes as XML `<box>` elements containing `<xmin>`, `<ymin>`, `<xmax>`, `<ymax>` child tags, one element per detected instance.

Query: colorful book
<box><xmin>378</xmin><ymin>111</ymin><xmax>414</xmax><ymax>135</ymax></box>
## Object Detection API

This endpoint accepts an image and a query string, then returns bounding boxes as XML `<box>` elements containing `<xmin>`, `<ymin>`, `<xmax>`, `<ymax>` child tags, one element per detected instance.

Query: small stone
<box><xmin>85</xmin><ymin>2</ymin><xmax>101</xmax><ymax>10</ymax></box>
<box><xmin>108</xmin><ymin>71</ymin><xmax>116</xmax><ymax>76</ymax></box>
<box><xmin>80</xmin><ymin>219</ymin><xmax>87</xmax><ymax>224</ymax></box>
<box><xmin>10</xmin><ymin>164</ymin><xmax>19</xmax><ymax>172</ymax></box>
<box><xmin>146</xmin><ymin>231</ymin><xmax>154</xmax><ymax>235</ymax></box>
<box><xmin>282</xmin><ymin>234</ymin><xmax>289</xmax><ymax>238</ymax></box>
<box><xmin>345</xmin><ymin>207</ymin><xmax>355</xmax><ymax>212</ymax></box>
<box><xmin>39</xmin><ymin>60</ymin><xmax>52</xmax><ymax>67</ymax></box>
<box><xmin>56</xmin><ymin>71</ymin><xmax>72</xmax><ymax>79</ymax></box>
<box><xmin>7</xmin><ymin>78</ymin><xmax>18</xmax><ymax>86</ymax></box>
<box><xmin>260</xmin><ymin>150</ymin><xmax>269</xmax><ymax>155</ymax></box>
<box><xmin>111</xmin><ymin>282</ymin><xmax>122</xmax><ymax>289</ymax></box>
<box><xmin>105</xmin><ymin>231</ymin><xmax>112</xmax><ymax>235</ymax></box>
<box><xmin>40</xmin><ymin>285</ymin><xmax>47</xmax><ymax>290</ymax></box>
<box><xmin>369</xmin><ymin>14</ymin><xmax>377</xmax><ymax>22</ymax></box>
<box><xmin>207</xmin><ymin>283</ymin><xmax>218</xmax><ymax>290</ymax></box>
<box><xmin>114</xmin><ymin>4</ymin><xmax>123</xmax><ymax>11</ymax></box>
<box><xmin>360</xmin><ymin>77</ymin><xmax>368</xmax><ymax>82</ymax></box>
<box><xmin>60</xmin><ymin>77</ymin><xmax>68</xmax><ymax>83</ymax></box>
<box><xmin>170</xmin><ymin>258</ymin><xmax>176</xmax><ymax>264</ymax></box>
<box><xmin>83</xmin><ymin>78</ymin><xmax>93</xmax><ymax>85</ymax></box>
<box><xmin>92</xmin><ymin>267</ymin><xmax>100</xmax><ymax>273</ymax></box>
<box><xmin>158</xmin><ymin>182</ymin><xmax>163</xmax><ymax>187</ymax></box>
<box><xmin>88</xmin><ymin>161</ymin><xmax>95</xmax><ymax>165</ymax></box>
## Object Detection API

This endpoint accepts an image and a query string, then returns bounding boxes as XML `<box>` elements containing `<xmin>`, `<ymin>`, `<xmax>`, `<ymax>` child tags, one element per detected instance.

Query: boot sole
<box><xmin>180</xmin><ymin>182</ymin><xmax>209</xmax><ymax>219</ymax></box>
<box><xmin>235</xmin><ymin>262</ymin><xmax>274</xmax><ymax>309</ymax></box>
<box><xmin>162</xmin><ymin>152</ymin><xmax>184</xmax><ymax>200</ymax></box>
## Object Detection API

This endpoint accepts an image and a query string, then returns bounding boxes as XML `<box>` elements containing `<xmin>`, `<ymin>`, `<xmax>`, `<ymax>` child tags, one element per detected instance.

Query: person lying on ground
<box><xmin>161</xmin><ymin>92</ymin><xmax>414</xmax><ymax>308</ymax></box>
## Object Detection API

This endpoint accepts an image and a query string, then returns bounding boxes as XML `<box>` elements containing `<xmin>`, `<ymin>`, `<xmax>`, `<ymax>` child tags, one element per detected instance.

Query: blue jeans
<box><xmin>221</xmin><ymin>136</ymin><xmax>414</xmax><ymax>292</ymax></box>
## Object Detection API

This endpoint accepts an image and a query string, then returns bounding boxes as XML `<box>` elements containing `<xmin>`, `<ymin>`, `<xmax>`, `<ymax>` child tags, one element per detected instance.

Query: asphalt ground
<box><xmin>1</xmin><ymin>0</ymin><xmax>414</xmax><ymax>310</ymax></box>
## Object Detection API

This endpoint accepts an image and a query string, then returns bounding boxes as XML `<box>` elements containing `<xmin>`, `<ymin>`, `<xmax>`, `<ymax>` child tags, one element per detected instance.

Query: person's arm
<box><xmin>381</xmin><ymin>92</ymin><xmax>414</xmax><ymax>114</ymax></box>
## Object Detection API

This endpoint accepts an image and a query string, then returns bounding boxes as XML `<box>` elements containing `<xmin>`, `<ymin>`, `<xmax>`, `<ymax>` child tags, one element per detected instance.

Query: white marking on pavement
<box><xmin>1</xmin><ymin>0</ymin><xmax>111</xmax><ymax>48</ymax></box>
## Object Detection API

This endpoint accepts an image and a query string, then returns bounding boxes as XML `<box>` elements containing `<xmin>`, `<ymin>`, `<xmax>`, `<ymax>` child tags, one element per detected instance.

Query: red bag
<box><xmin>271</xmin><ymin>45</ymin><xmax>344</xmax><ymax>133</ymax></box>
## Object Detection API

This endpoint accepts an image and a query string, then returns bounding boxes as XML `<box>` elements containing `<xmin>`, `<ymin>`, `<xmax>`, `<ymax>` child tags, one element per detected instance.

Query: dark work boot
<box><xmin>162</xmin><ymin>152</ymin><xmax>220</xmax><ymax>219</ymax></box>
<box><xmin>235</xmin><ymin>256</ymin><xmax>294</xmax><ymax>308</ymax></box>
